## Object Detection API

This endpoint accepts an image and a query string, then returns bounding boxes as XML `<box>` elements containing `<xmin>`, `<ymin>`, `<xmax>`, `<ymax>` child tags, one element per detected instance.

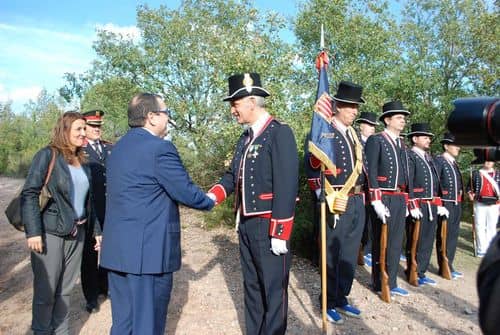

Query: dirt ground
<box><xmin>0</xmin><ymin>176</ymin><xmax>482</xmax><ymax>334</ymax></box>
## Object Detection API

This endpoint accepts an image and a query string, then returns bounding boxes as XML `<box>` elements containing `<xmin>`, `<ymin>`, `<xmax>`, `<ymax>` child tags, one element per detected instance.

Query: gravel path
<box><xmin>0</xmin><ymin>177</ymin><xmax>481</xmax><ymax>334</ymax></box>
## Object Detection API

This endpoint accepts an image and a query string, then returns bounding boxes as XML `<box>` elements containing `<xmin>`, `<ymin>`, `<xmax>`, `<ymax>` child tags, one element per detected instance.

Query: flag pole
<box><xmin>320</xmin><ymin>164</ymin><xmax>328</xmax><ymax>333</ymax></box>
<box><xmin>318</xmin><ymin>23</ymin><xmax>330</xmax><ymax>335</ymax></box>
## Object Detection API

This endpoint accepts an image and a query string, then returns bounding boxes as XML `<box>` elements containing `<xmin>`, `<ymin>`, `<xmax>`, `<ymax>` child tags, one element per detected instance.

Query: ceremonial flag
<box><xmin>308</xmin><ymin>50</ymin><xmax>337</xmax><ymax>176</ymax></box>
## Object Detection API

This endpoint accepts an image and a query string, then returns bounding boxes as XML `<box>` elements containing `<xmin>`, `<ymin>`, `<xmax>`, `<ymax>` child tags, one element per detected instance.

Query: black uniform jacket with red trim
<box><xmin>467</xmin><ymin>169</ymin><xmax>500</xmax><ymax>205</ymax></box>
<box><xmin>82</xmin><ymin>139</ymin><xmax>113</xmax><ymax>224</ymax></box>
<box><xmin>407</xmin><ymin>148</ymin><xmax>441</xmax><ymax>205</ymax></box>
<box><xmin>209</xmin><ymin>117</ymin><xmax>299</xmax><ymax>240</ymax></box>
<box><xmin>433</xmin><ymin>154</ymin><xmax>464</xmax><ymax>203</ymax></box>
<box><xmin>305</xmin><ymin>123</ymin><xmax>366</xmax><ymax>192</ymax></box>
<box><xmin>364</xmin><ymin>131</ymin><xmax>415</xmax><ymax>206</ymax></box>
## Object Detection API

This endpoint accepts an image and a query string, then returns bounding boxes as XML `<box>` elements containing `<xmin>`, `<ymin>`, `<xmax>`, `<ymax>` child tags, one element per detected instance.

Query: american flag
<box><xmin>308</xmin><ymin>50</ymin><xmax>337</xmax><ymax>176</ymax></box>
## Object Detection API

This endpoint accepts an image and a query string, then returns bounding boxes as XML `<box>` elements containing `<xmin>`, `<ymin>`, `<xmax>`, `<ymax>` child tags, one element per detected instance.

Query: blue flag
<box><xmin>308</xmin><ymin>51</ymin><xmax>337</xmax><ymax>176</ymax></box>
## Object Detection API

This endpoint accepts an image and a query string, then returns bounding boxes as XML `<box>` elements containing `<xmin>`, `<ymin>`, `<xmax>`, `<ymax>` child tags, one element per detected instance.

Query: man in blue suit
<box><xmin>100</xmin><ymin>93</ymin><xmax>215</xmax><ymax>335</ymax></box>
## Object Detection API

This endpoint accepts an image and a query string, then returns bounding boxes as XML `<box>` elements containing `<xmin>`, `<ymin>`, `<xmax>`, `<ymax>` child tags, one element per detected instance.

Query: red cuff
<box><xmin>307</xmin><ymin>178</ymin><xmax>321</xmax><ymax>191</ymax></box>
<box><xmin>408</xmin><ymin>199</ymin><xmax>419</xmax><ymax>210</ymax></box>
<box><xmin>269</xmin><ymin>216</ymin><xmax>294</xmax><ymax>240</ymax></box>
<box><xmin>434</xmin><ymin>197</ymin><xmax>443</xmax><ymax>206</ymax></box>
<box><xmin>369</xmin><ymin>188</ymin><xmax>382</xmax><ymax>202</ymax></box>
<box><xmin>309</xmin><ymin>155</ymin><xmax>321</xmax><ymax>169</ymax></box>
<box><xmin>208</xmin><ymin>184</ymin><xmax>226</xmax><ymax>205</ymax></box>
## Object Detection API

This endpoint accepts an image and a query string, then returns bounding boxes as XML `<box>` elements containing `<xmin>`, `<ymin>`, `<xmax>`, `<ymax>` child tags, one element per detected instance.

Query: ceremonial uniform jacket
<box><xmin>433</xmin><ymin>154</ymin><xmax>463</xmax><ymax>204</ymax></box>
<box><xmin>209</xmin><ymin>116</ymin><xmax>299</xmax><ymax>240</ymax></box>
<box><xmin>306</xmin><ymin>121</ymin><xmax>365</xmax><ymax>192</ymax></box>
<box><xmin>83</xmin><ymin>139</ymin><xmax>112</xmax><ymax>223</ymax></box>
<box><xmin>468</xmin><ymin>169</ymin><xmax>500</xmax><ymax>205</ymax></box>
<box><xmin>407</xmin><ymin>148</ymin><xmax>441</xmax><ymax>206</ymax></box>
<box><xmin>365</xmin><ymin>131</ymin><xmax>414</xmax><ymax>205</ymax></box>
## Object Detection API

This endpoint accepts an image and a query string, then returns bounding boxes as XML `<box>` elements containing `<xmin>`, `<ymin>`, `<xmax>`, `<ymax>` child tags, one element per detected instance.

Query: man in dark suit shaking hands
<box><xmin>100</xmin><ymin>93</ymin><xmax>215</xmax><ymax>335</ymax></box>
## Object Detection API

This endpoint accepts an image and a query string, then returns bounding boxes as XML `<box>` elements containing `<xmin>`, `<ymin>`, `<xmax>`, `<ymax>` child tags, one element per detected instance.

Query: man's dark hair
<box><xmin>128</xmin><ymin>93</ymin><xmax>163</xmax><ymax>127</ymax></box>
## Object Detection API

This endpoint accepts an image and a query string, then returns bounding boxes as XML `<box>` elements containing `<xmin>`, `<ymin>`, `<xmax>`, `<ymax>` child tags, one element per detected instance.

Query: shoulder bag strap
<box><xmin>43</xmin><ymin>147</ymin><xmax>57</xmax><ymax>187</ymax></box>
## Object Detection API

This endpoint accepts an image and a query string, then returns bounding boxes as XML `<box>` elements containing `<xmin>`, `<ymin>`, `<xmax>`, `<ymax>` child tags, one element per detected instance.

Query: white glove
<box><xmin>406</xmin><ymin>208</ymin><xmax>409</xmax><ymax>217</ymax></box>
<box><xmin>315</xmin><ymin>189</ymin><xmax>321</xmax><ymax>199</ymax></box>
<box><xmin>372</xmin><ymin>200</ymin><xmax>390</xmax><ymax>223</ymax></box>
<box><xmin>410</xmin><ymin>208</ymin><xmax>423</xmax><ymax>220</ymax></box>
<box><xmin>437</xmin><ymin>206</ymin><xmax>450</xmax><ymax>218</ymax></box>
<box><xmin>270</xmin><ymin>238</ymin><xmax>288</xmax><ymax>256</ymax></box>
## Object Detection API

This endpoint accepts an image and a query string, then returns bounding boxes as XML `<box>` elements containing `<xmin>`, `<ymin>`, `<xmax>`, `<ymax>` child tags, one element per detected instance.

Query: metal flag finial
<box><xmin>320</xmin><ymin>24</ymin><xmax>324</xmax><ymax>50</ymax></box>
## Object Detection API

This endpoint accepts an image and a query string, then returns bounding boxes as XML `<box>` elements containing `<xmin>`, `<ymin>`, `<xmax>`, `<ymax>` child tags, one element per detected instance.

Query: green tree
<box><xmin>396</xmin><ymin>0</ymin><xmax>499</xmax><ymax>165</ymax></box>
<box><xmin>0</xmin><ymin>91</ymin><xmax>63</xmax><ymax>176</ymax></box>
<box><xmin>62</xmin><ymin>0</ymin><xmax>307</xmax><ymax>229</ymax></box>
<box><xmin>80</xmin><ymin>77</ymin><xmax>141</xmax><ymax>140</ymax></box>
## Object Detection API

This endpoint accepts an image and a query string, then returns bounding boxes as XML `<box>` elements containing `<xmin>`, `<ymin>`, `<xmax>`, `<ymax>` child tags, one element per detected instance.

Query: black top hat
<box><xmin>440</xmin><ymin>131</ymin><xmax>456</xmax><ymax>145</ymax></box>
<box><xmin>355</xmin><ymin>111</ymin><xmax>378</xmax><ymax>126</ymax></box>
<box><xmin>379</xmin><ymin>100</ymin><xmax>410</xmax><ymax>122</ymax></box>
<box><xmin>82</xmin><ymin>110</ymin><xmax>105</xmax><ymax>125</ymax></box>
<box><xmin>471</xmin><ymin>148</ymin><xmax>500</xmax><ymax>164</ymax></box>
<box><xmin>332</xmin><ymin>81</ymin><xmax>365</xmax><ymax>104</ymax></box>
<box><xmin>223</xmin><ymin>73</ymin><xmax>270</xmax><ymax>101</ymax></box>
<box><xmin>407</xmin><ymin>122</ymin><xmax>434</xmax><ymax>138</ymax></box>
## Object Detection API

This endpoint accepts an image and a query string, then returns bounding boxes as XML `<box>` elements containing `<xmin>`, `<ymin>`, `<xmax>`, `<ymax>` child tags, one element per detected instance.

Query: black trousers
<box><xmin>405</xmin><ymin>203</ymin><xmax>438</xmax><ymax>278</ymax></box>
<box><xmin>319</xmin><ymin>194</ymin><xmax>365</xmax><ymax>308</ymax></box>
<box><xmin>81</xmin><ymin>227</ymin><xmax>108</xmax><ymax>303</ymax></box>
<box><xmin>371</xmin><ymin>194</ymin><xmax>406</xmax><ymax>291</ymax></box>
<box><xmin>436</xmin><ymin>201</ymin><xmax>462</xmax><ymax>273</ymax></box>
<box><xmin>238</xmin><ymin>216</ymin><xmax>291</xmax><ymax>335</ymax></box>
<box><xmin>361</xmin><ymin>203</ymin><xmax>373</xmax><ymax>255</ymax></box>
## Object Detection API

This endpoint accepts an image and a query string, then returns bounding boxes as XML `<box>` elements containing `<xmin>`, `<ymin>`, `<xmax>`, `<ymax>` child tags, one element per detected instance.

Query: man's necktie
<box><xmin>93</xmin><ymin>141</ymin><xmax>102</xmax><ymax>158</ymax></box>
<box><xmin>395</xmin><ymin>138</ymin><xmax>401</xmax><ymax>150</ymax></box>
<box><xmin>245</xmin><ymin>128</ymin><xmax>254</xmax><ymax>143</ymax></box>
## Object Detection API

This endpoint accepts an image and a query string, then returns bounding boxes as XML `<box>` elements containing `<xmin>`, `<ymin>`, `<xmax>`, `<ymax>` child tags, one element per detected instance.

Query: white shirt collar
<box><xmin>332</xmin><ymin>117</ymin><xmax>348</xmax><ymax>135</ymax></box>
<box><xmin>383</xmin><ymin>128</ymin><xmax>400</xmax><ymax>141</ymax></box>
<box><xmin>142</xmin><ymin>127</ymin><xmax>158</xmax><ymax>137</ymax></box>
<box><xmin>87</xmin><ymin>139</ymin><xmax>97</xmax><ymax>145</ymax></box>
<box><xmin>412</xmin><ymin>146</ymin><xmax>427</xmax><ymax>159</ymax></box>
<box><xmin>443</xmin><ymin>152</ymin><xmax>455</xmax><ymax>162</ymax></box>
<box><xmin>361</xmin><ymin>134</ymin><xmax>368</xmax><ymax>143</ymax></box>
<box><xmin>249</xmin><ymin>112</ymin><xmax>271</xmax><ymax>136</ymax></box>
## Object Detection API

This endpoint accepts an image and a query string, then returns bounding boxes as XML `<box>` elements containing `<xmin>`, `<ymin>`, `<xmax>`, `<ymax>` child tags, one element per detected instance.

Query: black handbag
<box><xmin>4</xmin><ymin>148</ymin><xmax>57</xmax><ymax>232</ymax></box>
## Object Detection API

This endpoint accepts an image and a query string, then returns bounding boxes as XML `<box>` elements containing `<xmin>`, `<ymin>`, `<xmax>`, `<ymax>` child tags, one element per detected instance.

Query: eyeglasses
<box><xmin>154</xmin><ymin>109</ymin><xmax>172</xmax><ymax>117</ymax></box>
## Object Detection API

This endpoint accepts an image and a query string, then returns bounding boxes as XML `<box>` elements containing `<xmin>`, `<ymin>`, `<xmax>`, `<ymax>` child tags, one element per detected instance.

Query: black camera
<box><xmin>447</xmin><ymin>97</ymin><xmax>499</xmax><ymax>162</ymax></box>
<box><xmin>447</xmin><ymin>97</ymin><xmax>499</xmax><ymax>147</ymax></box>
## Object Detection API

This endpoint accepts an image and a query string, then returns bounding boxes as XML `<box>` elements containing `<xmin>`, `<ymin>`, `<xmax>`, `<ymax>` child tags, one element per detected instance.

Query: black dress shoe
<box><xmin>85</xmin><ymin>300</ymin><xmax>98</xmax><ymax>313</ymax></box>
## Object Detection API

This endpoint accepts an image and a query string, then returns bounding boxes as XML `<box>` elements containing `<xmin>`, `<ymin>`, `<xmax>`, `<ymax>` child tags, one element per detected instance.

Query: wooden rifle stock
<box><xmin>380</xmin><ymin>223</ymin><xmax>390</xmax><ymax>302</ymax></box>
<box><xmin>409</xmin><ymin>219</ymin><xmax>420</xmax><ymax>286</ymax></box>
<box><xmin>440</xmin><ymin>218</ymin><xmax>452</xmax><ymax>279</ymax></box>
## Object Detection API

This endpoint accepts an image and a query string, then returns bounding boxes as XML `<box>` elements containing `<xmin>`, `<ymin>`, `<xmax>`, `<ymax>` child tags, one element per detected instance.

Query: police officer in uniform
<box><xmin>305</xmin><ymin>81</ymin><xmax>366</xmax><ymax>324</ymax></box>
<box><xmin>434</xmin><ymin>132</ymin><xmax>464</xmax><ymax>279</ymax></box>
<box><xmin>208</xmin><ymin>73</ymin><xmax>299</xmax><ymax>335</ymax></box>
<box><xmin>354</xmin><ymin>111</ymin><xmax>378</xmax><ymax>267</ymax></box>
<box><xmin>365</xmin><ymin>100</ymin><xmax>412</xmax><ymax>298</ymax></box>
<box><xmin>81</xmin><ymin>110</ymin><xmax>112</xmax><ymax>312</ymax></box>
<box><xmin>406</xmin><ymin>123</ymin><xmax>449</xmax><ymax>287</ymax></box>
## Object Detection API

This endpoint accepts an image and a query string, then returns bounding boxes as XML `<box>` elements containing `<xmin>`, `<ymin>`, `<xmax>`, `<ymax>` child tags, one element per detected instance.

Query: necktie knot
<box><xmin>245</xmin><ymin>128</ymin><xmax>254</xmax><ymax>140</ymax></box>
<box><xmin>93</xmin><ymin>141</ymin><xmax>102</xmax><ymax>156</ymax></box>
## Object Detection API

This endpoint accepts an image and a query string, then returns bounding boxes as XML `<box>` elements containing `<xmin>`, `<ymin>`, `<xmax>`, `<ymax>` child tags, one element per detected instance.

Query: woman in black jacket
<box><xmin>21</xmin><ymin>111</ymin><xmax>102</xmax><ymax>335</ymax></box>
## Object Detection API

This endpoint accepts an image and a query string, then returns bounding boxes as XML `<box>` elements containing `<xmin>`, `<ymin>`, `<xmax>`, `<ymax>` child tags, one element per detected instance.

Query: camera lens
<box><xmin>447</xmin><ymin>97</ymin><xmax>499</xmax><ymax>147</ymax></box>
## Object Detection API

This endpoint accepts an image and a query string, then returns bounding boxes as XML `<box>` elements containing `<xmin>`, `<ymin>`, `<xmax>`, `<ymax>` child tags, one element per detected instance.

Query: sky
<box><xmin>0</xmin><ymin>0</ymin><xmax>301</xmax><ymax>112</ymax></box>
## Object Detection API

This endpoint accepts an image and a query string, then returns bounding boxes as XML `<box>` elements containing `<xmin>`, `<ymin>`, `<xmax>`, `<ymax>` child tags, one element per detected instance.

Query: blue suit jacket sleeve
<box><xmin>156</xmin><ymin>141</ymin><xmax>214</xmax><ymax>211</ymax></box>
